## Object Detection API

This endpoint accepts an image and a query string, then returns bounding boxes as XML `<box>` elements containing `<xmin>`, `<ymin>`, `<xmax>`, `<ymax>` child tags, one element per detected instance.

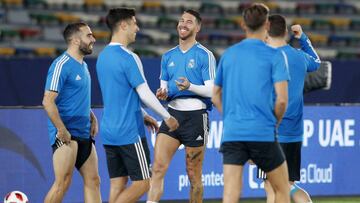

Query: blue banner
<box><xmin>0</xmin><ymin>106</ymin><xmax>359</xmax><ymax>202</ymax></box>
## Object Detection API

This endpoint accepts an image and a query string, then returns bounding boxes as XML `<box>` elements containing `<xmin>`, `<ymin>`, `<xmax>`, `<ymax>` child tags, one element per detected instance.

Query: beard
<box><xmin>79</xmin><ymin>41</ymin><xmax>93</xmax><ymax>55</ymax></box>
<box><xmin>178</xmin><ymin>27</ymin><xmax>195</xmax><ymax>41</ymax></box>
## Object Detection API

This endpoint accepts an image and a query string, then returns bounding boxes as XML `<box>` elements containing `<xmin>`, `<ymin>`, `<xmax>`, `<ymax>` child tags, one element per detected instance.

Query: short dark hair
<box><xmin>184</xmin><ymin>9</ymin><xmax>202</xmax><ymax>24</ymax></box>
<box><xmin>63</xmin><ymin>22</ymin><xmax>88</xmax><ymax>44</ymax></box>
<box><xmin>268</xmin><ymin>14</ymin><xmax>287</xmax><ymax>38</ymax></box>
<box><xmin>243</xmin><ymin>3</ymin><xmax>269</xmax><ymax>32</ymax></box>
<box><xmin>106</xmin><ymin>7</ymin><xmax>136</xmax><ymax>33</ymax></box>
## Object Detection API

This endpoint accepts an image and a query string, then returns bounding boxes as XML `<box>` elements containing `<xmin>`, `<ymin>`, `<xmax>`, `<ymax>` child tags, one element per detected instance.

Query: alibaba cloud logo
<box><xmin>0</xmin><ymin>126</ymin><xmax>46</xmax><ymax>180</ymax></box>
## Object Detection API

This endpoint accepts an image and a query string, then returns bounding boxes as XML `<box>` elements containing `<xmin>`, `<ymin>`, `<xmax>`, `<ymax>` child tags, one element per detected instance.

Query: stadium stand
<box><xmin>0</xmin><ymin>0</ymin><xmax>359</xmax><ymax>59</ymax></box>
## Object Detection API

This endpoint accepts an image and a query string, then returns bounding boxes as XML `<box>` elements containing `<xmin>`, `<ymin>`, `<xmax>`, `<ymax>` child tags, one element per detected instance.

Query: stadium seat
<box><xmin>142</xmin><ymin>1</ymin><xmax>163</xmax><ymax>14</ymax></box>
<box><xmin>55</xmin><ymin>12</ymin><xmax>80</xmax><ymax>24</ymax></box>
<box><xmin>202</xmin><ymin>18</ymin><xmax>216</xmax><ymax>29</ymax></box>
<box><xmin>292</xmin><ymin>17</ymin><xmax>313</xmax><ymax>30</ymax></box>
<box><xmin>141</xmin><ymin>30</ymin><xmax>170</xmax><ymax>44</ymax></box>
<box><xmin>264</xmin><ymin>2</ymin><xmax>279</xmax><ymax>13</ymax></box>
<box><xmin>84</xmin><ymin>0</ymin><xmax>103</xmax><ymax>10</ymax></box>
<box><xmin>209</xmin><ymin>33</ymin><xmax>230</xmax><ymax>46</ymax></box>
<box><xmin>162</xmin><ymin>0</ymin><xmax>184</xmax><ymax>14</ymax></box>
<box><xmin>348</xmin><ymin>36</ymin><xmax>360</xmax><ymax>47</ymax></box>
<box><xmin>92</xmin><ymin>30</ymin><xmax>110</xmax><ymax>42</ymax></box>
<box><xmin>19</xmin><ymin>28</ymin><xmax>41</xmax><ymax>40</ymax></box>
<box><xmin>2</xmin><ymin>0</ymin><xmax>23</xmax><ymax>8</ymax></box>
<box><xmin>316</xmin><ymin>3</ymin><xmax>336</xmax><ymax>14</ymax></box>
<box><xmin>137</xmin><ymin>14</ymin><xmax>158</xmax><ymax>28</ymax></box>
<box><xmin>328</xmin><ymin>35</ymin><xmax>349</xmax><ymax>47</ymax></box>
<box><xmin>75</xmin><ymin>12</ymin><xmax>101</xmax><ymax>25</ymax></box>
<box><xmin>216</xmin><ymin>18</ymin><xmax>238</xmax><ymax>30</ymax></box>
<box><xmin>25</xmin><ymin>0</ymin><xmax>46</xmax><ymax>8</ymax></box>
<box><xmin>43</xmin><ymin>27</ymin><xmax>63</xmax><ymax>41</ymax></box>
<box><xmin>296</xmin><ymin>3</ymin><xmax>316</xmax><ymax>15</ymax></box>
<box><xmin>7</xmin><ymin>10</ymin><xmax>31</xmax><ymax>24</ymax></box>
<box><xmin>34</xmin><ymin>47</ymin><xmax>56</xmax><ymax>56</ymax></box>
<box><xmin>312</xmin><ymin>19</ymin><xmax>332</xmax><ymax>31</ymax></box>
<box><xmin>30</xmin><ymin>13</ymin><xmax>58</xmax><ymax>25</ymax></box>
<box><xmin>277</xmin><ymin>1</ymin><xmax>296</xmax><ymax>14</ymax></box>
<box><xmin>350</xmin><ymin>19</ymin><xmax>360</xmax><ymax>31</ymax></box>
<box><xmin>200</xmin><ymin>2</ymin><xmax>223</xmax><ymax>15</ymax></box>
<box><xmin>0</xmin><ymin>29</ymin><xmax>20</xmax><ymax>41</ymax></box>
<box><xmin>45</xmin><ymin>0</ymin><xmax>66</xmax><ymax>9</ymax></box>
<box><xmin>218</xmin><ymin>1</ymin><xmax>239</xmax><ymax>14</ymax></box>
<box><xmin>15</xmin><ymin>47</ymin><xmax>34</xmax><ymax>57</ymax></box>
<box><xmin>0</xmin><ymin>47</ymin><xmax>16</xmax><ymax>56</ymax></box>
<box><xmin>307</xmin><ymin>33</ymin><xmax>328</xmax><ymax>47</ymax></box>
<box><xmin>157</xmin><ymin>17</ymin><xmax>178</xmax><ymax>29</ymax></box>
<box><xmin>336</xmin><ymin>3</ymin><xmax>356</xmax><ymax>14</ymax></box>
<box><xmin>329</xmin><ymin>17</ymin><xmax>351</xmax><ymax>31</ymax></box>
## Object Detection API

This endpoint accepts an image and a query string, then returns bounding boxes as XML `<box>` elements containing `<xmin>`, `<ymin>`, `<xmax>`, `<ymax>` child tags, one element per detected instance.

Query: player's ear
<box><xmin>240</xmin><ymin>20</ymin><xmax>247</xmax><ymax>32</ymax></box>
<box><xmin>119</xmin><ymin>20</ymin><xmax>128</xmax><ymax>31</ymax></box>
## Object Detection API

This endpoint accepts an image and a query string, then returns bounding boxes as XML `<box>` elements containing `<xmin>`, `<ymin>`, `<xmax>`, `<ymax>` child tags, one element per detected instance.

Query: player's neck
<box><xmin>267</xmin><ymin>37</ymin><xmax>287</xmax><ymax>48</ymax></box>
<box><xmin>110</xmin><ymin>34</ymin><xmax>129</xmax><ymax>47</ymax></box>
<box><xmin>246</xmin><ymin>31</ymin><xmax>267</xmax><ymax>41</ymax></box>
<box><xmin>66</xmin><ymin>47</ymin><xmax>84</xmax><ymax>64</ymax></box>
<box><xmin>179</xmin><ymin>38</ymin><xmax>197</xmax><ymax>52</ymax></box>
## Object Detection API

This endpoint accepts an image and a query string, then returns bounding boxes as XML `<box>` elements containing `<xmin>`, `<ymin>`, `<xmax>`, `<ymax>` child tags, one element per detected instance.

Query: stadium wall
<box><xmin>0</xmin><ymin>58</ymin><xmax>360</xmax><ymax>106</ymax></box>
<box><xmin>0</xmin><ymin>106</ymin><xmax>359</xmax><ymax>202</ymax></box>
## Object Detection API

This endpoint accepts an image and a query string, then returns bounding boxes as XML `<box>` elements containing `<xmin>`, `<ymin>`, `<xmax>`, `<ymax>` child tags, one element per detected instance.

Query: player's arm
<box><xmin>274</xmin><ymin>81</ymin><xmax>288</xmax><ymax>127</ymax></box>
<box><xmin>211</xmin><ymin>85</ymin><xmax>222</xmax><ymax>113</ymax></box>
<box><xmin>136</xmin><ymin>83</ymin><xmax>178</xmax><ymax>132</ymax></box>
<box><xmin>175</xmin><ymin>77</ymin><xmax>214</xmax><ymax>98</ymax></box>
<box><xmin>291</xmin><ymin>24</ymin><xmax>321</xmax><ymax>72</ymax></box>
<box><xmin>42</xmin><ymin>91</ymin><xmax>71</xmax><ymax>144</ymax></box>
<box><xmin>90</xmin><ymin>110</ymin><xmax>98</xmax><ymax>137</ymax></box>
<box><xmin>141</xmin><ymin>107</ymin><xmax>159</xmax><ymax>133</ymax></box>
<box><xmin>156</xmin><ymin>80</ymin><xmax>168</xmax><ymax>100</ymax></box>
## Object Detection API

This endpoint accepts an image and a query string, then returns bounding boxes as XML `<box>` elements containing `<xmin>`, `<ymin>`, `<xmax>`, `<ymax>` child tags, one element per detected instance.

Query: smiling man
<box><xmin>147</xmin><ymin>9</ymin><xmax>216</xmax><ymax>203</ymax></box>
<box><xmin>43</xmin><ymin>22</ymin><xmax>101</xmax><ymax>203</ymax></box>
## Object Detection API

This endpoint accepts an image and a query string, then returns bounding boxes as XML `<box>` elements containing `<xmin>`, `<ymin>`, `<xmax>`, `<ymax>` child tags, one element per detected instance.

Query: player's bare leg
<box><xmin>266</xmin><ymin>162</ymin><xmax>290</xmax><ymax>203</ymax></box>
<box><xmin>79</xmin><ymin>144</ymin><xmax>101</xmax><ymax>203</ymax></box>
<box><xmin>147</xmin><ymin>133</ymin><xmax>180</xmax><ymax>201</ymax></box>
<box><xmin>222</xmin><ymin>164</ymin><xmax>243</xmax><ymax>203</ymax></box>
<box><xmin>185</xmin><ymin>146</ymin><xmax>205</xmax><ymax>203</ymax></box>
<box><xmin>44</xmin><ymin>141</ymin><xmax>78</xmax><ymax>203</ymax></box>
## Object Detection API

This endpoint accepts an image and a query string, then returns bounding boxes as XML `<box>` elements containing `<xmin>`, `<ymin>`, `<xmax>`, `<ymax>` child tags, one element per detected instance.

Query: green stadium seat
<box><xmin>157</xmin><ymin>17</ymin><xmax>178</xmax><ymax>29</ymax></box>
<box><xmin>312</xmin><ymin>19</ymin><xmax>332</xmax><ymax>31</ymax></box>
<box><xmin>316</xmin><ymin>3</ymin><xmax>336</xmax><ymax>14</ymax></box>
<box><xmin>216</xmin><ymin>18</ymin><xmax>238</xmax><ymax>30</ymax></box>
<box><xmin>200</xmin><ymin>2</ymin><xmax>223</xmax><ymax>15</ymax></box>
<box><xmin>0</xmin><ymin>29</ymin><xmax>20</xmax><ymax>40</ymax></box>
<box><xmin>30</xmin><ymin>13</ymin><xmax>58</xmax><ymax>25</ymax></box>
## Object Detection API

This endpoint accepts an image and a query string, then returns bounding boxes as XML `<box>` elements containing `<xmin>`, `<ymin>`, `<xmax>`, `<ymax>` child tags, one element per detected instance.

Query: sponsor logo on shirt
<box><xmin>75</xmin><ymin>75</ymin><xmax>82</xmax><ymax>80</ymax></box>
<box><xmin>168</xmin><ymin>61</ymin><xmax>175</xmax><ymax>67</ymax></box>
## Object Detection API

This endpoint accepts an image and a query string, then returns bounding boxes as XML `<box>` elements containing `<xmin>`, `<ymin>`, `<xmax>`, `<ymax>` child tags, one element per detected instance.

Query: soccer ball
<box><xmin>3</xmin><ymin>191</ymin><xmax>29</xmax><ymax>203</ymax></box>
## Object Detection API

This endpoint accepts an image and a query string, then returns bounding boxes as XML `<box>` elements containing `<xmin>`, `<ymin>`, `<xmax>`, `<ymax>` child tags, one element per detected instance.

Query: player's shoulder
<box><xmin>195</xmin><ymin>43</ymin><xmax>214</xmax><ymax>55</ymax></box>
<box><xmin>163</xmin><ymin>45</ymin><xmax>179</xmax><ymax>57</ymax></box>
<box><xmin>50</xmin><ymin>53</ymin><xmax>71</xmax><ymax>71</ymax></box>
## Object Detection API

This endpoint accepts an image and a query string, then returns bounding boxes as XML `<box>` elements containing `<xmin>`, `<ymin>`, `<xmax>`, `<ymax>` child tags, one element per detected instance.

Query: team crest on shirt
<box><xmin>188</xmin><ymin>59</ymin><xmax>195</xmax><ymax>68</ymax></box>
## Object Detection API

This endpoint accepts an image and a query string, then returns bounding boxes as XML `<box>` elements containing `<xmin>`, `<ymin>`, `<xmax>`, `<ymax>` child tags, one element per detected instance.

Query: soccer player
<box><xmin>212</xmin><ymin>4</ymin><xmax>291</xmax><ymax>203</ymax></box>
<box><xmin>258</xmin><ymin>15</ymin><xmax>321</xmax><ymax>203</ymax></box>
<box><xmin>96</xmin><ymin>8</ymin><xmax>179</xmax><ymax>203</ymax></box>
<box><xmin>43</xmin><ymin>22</ymin><xmax>101</xmax><ymax>203</ymax></box>
<box><xmin>147</xmin><ymin>9</ymin><xmax>216</xmax><ymax>203</ymax></box>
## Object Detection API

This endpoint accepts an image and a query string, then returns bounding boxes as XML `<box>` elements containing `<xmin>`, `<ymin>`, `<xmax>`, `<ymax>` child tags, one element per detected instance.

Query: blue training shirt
<box><xmin>45</xmin><ymin>52</ymin><xmax>91</xmax><ymax>145</ymax></box>
<box><xmin>215</xmin><ymin>39</ymin><xmax>289</xmax><ymax>142</ymax></box>
<box><xmin>278</xmin><ymin>34</ymin><xmax>321</xmax><ymax>143</ymax></box>
<box><xmin>160</xmin><ymin>42</ymin><xmax>216</xmax><ymax>110</ymax></box>
<box><xmin>96</xmin><ymin>43</ymin><xmax>146</xmax><ymax>146</ymax></box>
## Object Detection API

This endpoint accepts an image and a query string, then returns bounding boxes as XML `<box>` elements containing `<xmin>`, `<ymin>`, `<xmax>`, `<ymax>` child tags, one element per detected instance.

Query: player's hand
<box><xmin>90</xmin><ymin>115</ymin><xmax>99</xmax><ymax>138</ymax></box>
<box><xmin>175</xmin><ymin>77</ymin><xmax>190</xmax><ymax>91</ymax></box>
<box><xmin>156</xmin><ymin>88</ymin><xmax>168</xmax><ymax>100</ymax></box>
<box><xmin>164</xmin><ymin>116</ymin><xmax>179</xmax><ymax>132</ymax></box>
<box><xmin>291</xmin><ymin>24</ymin><xmax>303</xmax><ymax>39</ymax></box>
<box><xmin>144</xmin><ymin>114</ymin><xmax>159</xmax><ymax>133</ymax></box>
<box><xmin>57</xmin><ymin>127</ymin><xmax>71</xmax><ymax>144</ymax></box>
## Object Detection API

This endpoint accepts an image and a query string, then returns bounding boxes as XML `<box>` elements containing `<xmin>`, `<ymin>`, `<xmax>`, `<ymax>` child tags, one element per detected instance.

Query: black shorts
<box><xmin>257</xmin><ymin>142</ymin><xmax>301</xmax><ymax>181</ymax></box>
<box><xmin>158</xmin><ymin>108</ymin><xmax>209</xmax><ymax>147</ymax></box>
<box><xmin>104</xmin><ymin>137</ymin><xmax>151</xmax><ymax>181</ymax></box>
<box><xmin>220</xmin><ymin>141</ymin><xmax>285</xmax><ymax>172</ymax></box>
<box><xmin>52</xmin><ymin>136</ymin><xmax>94</xmax><ymax>170</ymax></box>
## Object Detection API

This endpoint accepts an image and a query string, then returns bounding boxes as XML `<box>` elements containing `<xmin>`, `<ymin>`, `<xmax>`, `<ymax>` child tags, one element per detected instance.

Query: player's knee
<box><xmin>152</xmin><ymin>161</ymin><xmax>169</xmax><ymax>175</ymax></box>
<box><xmin>84</xmin><ymin>174</ymin><xmax>101</xmax><ymax>188</ymax></box>
<box><xmin>134</xmin><ymin>179</ymin><xmax>150</xmax><ymax>193</ymax></box>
